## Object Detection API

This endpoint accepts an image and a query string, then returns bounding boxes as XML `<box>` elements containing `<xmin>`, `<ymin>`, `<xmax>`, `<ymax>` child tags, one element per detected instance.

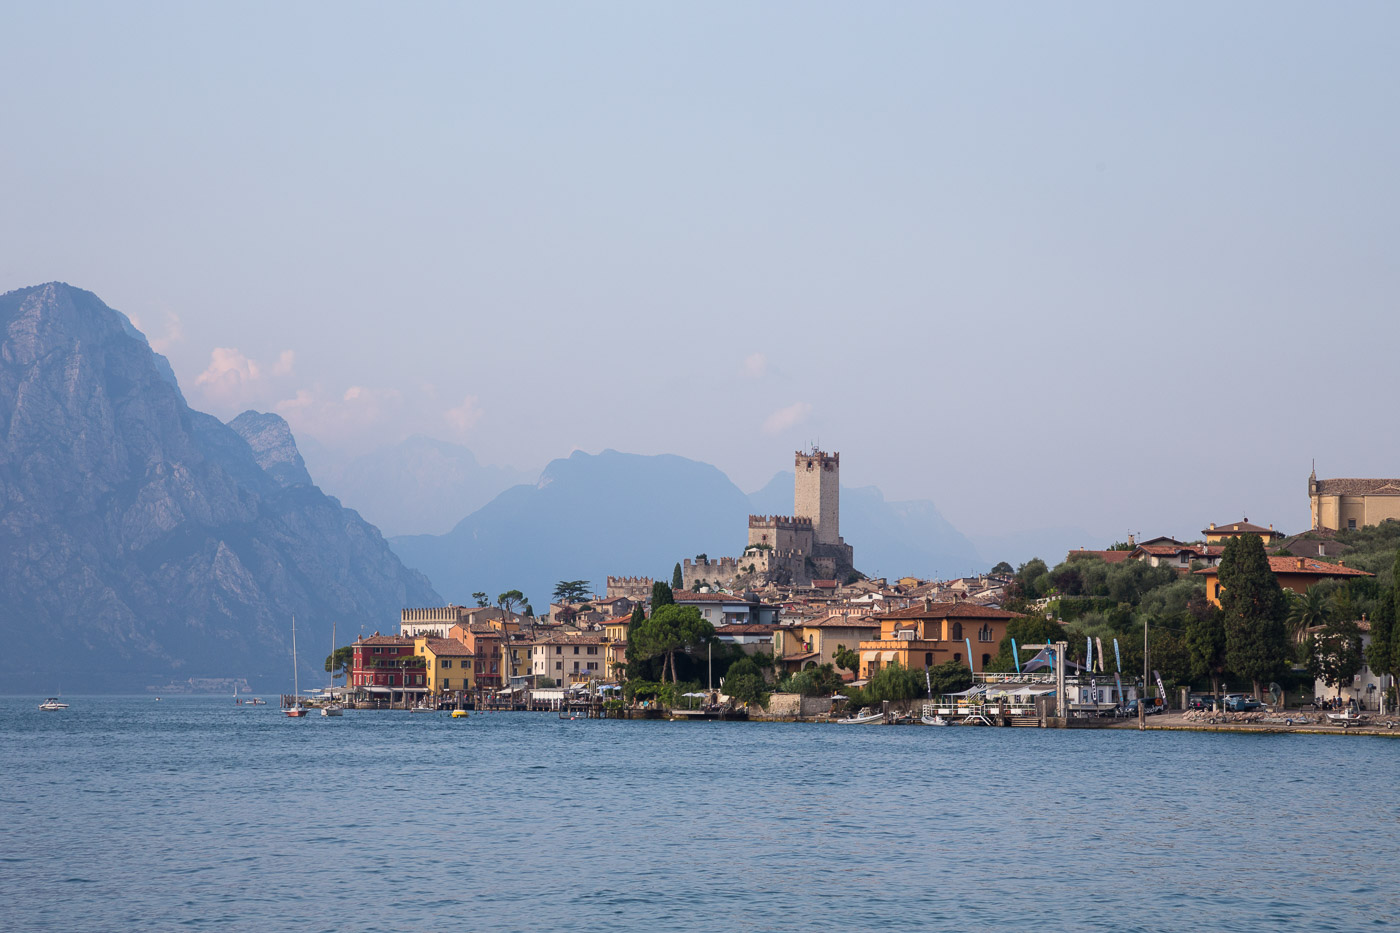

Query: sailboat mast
<box><xmin>292</xmin><ymin>613</ymin><xmax>299</xmax><ymax>706</ymax></box>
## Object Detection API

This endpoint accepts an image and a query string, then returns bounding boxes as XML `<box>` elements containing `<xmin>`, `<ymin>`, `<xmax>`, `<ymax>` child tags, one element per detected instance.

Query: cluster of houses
<box><xmin>342</xmin><ymin>504</ymin><xmax>1395</xmax><ymax>711</ymax></box>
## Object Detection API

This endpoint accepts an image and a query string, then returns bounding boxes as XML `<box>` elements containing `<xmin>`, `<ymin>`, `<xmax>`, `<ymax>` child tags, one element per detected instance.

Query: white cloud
<box><xmin>272</xmin><ymin>350</ymin><xmax>295</xmax><ymax>375</ymax></box>
<box><xmin>445</xmin><ymin>395</ymin><xmax>483</xmax><ymax>433</ymax></box>
<box><xmin>149</xmin><ymin>312</ymin><xmax>183</xmax><ymax>353</ymax></box>
<box><xmin>762</xmin><ymin>402</ymin><xmax>812</xmax><ymax>435</ymax></box>
<box><xmin>742</xmin><ymin>352</ymin><xmax>768</xmax><ymax>379</ymax></box>
<box><xmin>195</xmin><ymin>347</ymin><xmax>261</xmax><ymax>393</ymax></box>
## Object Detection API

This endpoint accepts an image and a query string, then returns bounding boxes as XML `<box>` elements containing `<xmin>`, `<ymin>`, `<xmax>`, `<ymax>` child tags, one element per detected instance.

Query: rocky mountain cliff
<box><xmin>0</xmin><ymin>283</ymin><xmax>440</xmax><ymax>692</ymax></box>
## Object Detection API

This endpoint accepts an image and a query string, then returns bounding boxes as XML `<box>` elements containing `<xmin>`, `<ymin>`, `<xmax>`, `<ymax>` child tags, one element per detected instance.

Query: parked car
<box><xmin>1124</xmin><ymin>698</ymin><xmax>1165</xmax><ymax>716</ymax></box>
<box><xmin>1224</xmin><ymin>694</ymin><xmax>1263</xmax><ymax>712</ymax></box>
<box><xmin>1187</xmin><ymin>696</ymin><xmax>1213</xmax><ymax>711</ymax></box>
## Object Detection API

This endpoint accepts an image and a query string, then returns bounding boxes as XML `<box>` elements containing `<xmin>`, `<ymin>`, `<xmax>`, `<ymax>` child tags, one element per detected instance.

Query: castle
<box><xmin>683</xmin><ymin>449</ymin><xmax>856</xmax><ymax>589</ymax></box>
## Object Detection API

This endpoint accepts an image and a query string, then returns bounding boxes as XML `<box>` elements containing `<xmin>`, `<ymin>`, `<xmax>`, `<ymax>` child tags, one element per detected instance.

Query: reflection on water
<box><xmin>1</xmin><ymin>697</ymin><xmax>1396</xmax><ymax>932</ymax></box>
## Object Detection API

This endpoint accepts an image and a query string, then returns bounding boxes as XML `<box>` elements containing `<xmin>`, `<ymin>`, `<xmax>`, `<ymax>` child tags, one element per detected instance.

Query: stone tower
<box><xmin>794</xmin><ymin>449</ymin><xmax>840</xmax><ymax>546</ymax></box>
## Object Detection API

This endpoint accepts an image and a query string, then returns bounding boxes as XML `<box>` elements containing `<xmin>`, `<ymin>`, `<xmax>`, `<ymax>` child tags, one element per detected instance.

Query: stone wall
<box><xmin>794</xmin><ymin>449</ymin><xmax>840</xmax><ymax>546</ymax></box>
<box><xmin>762</xmin><ymin>692</ymin><xmax>834</xmax><ymax>719</ymax></box>
<box><xmin>606</xmin><ymin>576</ymin><xmax>654</xmax><ymax>600</ymax></box>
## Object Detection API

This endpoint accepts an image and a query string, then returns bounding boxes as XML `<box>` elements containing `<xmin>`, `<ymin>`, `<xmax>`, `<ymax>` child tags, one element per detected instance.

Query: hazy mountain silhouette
<box><xmin>746</xmin><ymin>472</ymin><xmax>986</xmax><ymax>579</ymax></box>
<box><xmin>391</xmin><ymin>449</ymin><xmax>754</xmax><ymax>607</ymax></box>
<box><xmin>299</xmin><ymin>435</ymin><xmax>532</xmax><ymax>537</ymax></box>
<box><xmin>0</xmin><ymin>283</ymin><xmax>439</xmax><ymax>692</ymax></box>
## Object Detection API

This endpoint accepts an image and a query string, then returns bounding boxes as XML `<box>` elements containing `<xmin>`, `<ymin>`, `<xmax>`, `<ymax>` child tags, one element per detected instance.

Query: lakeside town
<box><xmin>291</xmin><ymin>452</ymin><xmax>1400</xmax><ymax>736</ymax></box>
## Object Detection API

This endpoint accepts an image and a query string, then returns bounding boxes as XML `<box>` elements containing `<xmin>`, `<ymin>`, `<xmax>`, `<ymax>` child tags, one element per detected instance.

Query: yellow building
<box><xmin>858</xmin><ymin>601</ymin><xmax>1020</xmax><ymax>680</ymax></box>
<box><xmin>1309</xmin><ymin>472</ymin><xmax>1400</xmax><ymax>531</ymax></box>
<box><xmin>602</xmin><ymin>618</ymin><xmax>631</xmax><ymax>680</ymax></box>
<box><xmin>1203</xmin><ymin>520</ymin><xmax>1280</xmax><ymax>547</ymax></box>
<box><xmin>414</xmin><ymin>637</ymin><xmax>475</xmax><ymax>697</ymax></box>
<box><xmin>1195</xmin><ymin>556</ymin><xmax>1373</xmax><ymax>607</ymax></box>
<box><xmin>773</xmin><ymin>615</ymin><xmax>882</xmax><ymax>675</ymax></box>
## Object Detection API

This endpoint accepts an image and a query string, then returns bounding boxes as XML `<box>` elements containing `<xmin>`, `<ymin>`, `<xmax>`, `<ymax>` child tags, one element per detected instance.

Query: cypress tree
<box><xmin>1369</xmin><ymin>548</ymin><xmax>1400</xmax><ymax>709</ymax></box>
<box><xmin>672</xmin><ymin>562</ymin><xmax>684</xmax><ymax>592</ymax></box>
<box><xmin>651</xmin><ymin>580</ymin><xmax>674</xmax><ymax>609</ymax></box>
<box><xmin>1218</xmin><ymin>534</ymin><xmax>1289</xmax><ymax>698</ymax></box>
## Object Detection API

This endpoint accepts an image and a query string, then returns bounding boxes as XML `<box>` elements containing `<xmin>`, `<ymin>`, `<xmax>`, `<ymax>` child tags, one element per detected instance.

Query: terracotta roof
<box><xmin>1204</xmin><ymin>521</ymin><xmax>1278</xmax><ymax>535</ymax></box>
<box><xmin>878</xmin><ymin>602</ymin><xmax>1020</xmax><ymax>621</ymax></box>
<box><xmin>714</xmin><ymin>623</ymin><xmax>779</xmax><ymax>635</ymax></box>
<box><xmin>1068</xmin><ymin>549</ymin><xmax>1133</xmax><ymax>564</ymax></box>
<box><xmin>422</xmin><ymin>638</ymin><xmax>473</xmax><ymax>658</ymax></box>
<box><xmin>1133</xmin><ymin>544</ymin><xmax>1223</xmax><ymax>557</ymax></box>
<box><xmin>1313</xmin><ymin>478</ymin><xmax>1400</xmax><ymax>497</ymax></box>
<box><xmin>531</xmin><ymin>633</ymin><xmax>605</xmax><ymax>646</ymax></box>
<box><xmin>674</xmin><ymin>591</ymin><xmax>751</xmax><ymax>603</ymax></box>
<box><xmin>1196</xmin><ymin>557</ymin><xmax>1373</xmax><ymax>578</ymax></box>
<box><xmin>812</xmin><ymin>579</ymin><xmax>839</xmax><ymax>589</ymax></box>
<box><xmin>806</xmin><ymin>615</ymin><xmax>882</xmax><ymax>629</ymax></box>
<box><xmin>357</xmin><ymin>635</ymin><xmax>415</xmax><ymax>646</ymax></box>
<box><xmin>780</xmin><ymin>651</ymin><xmax>822</xmax><ymax>663</ymax></box>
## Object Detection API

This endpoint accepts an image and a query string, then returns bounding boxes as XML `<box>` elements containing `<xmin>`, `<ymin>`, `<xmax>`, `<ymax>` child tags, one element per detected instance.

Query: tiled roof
<box><xmin>422</xmin><ymin>638</ymin><xmax>474</xmax><ymax>658</ymax></box>
<box><xmin>878</xmin><ymin>602</ymin><xmax>1021</xmax><ymax>621</ymax></box>
<box><xmin>357</xmin><ymin>635</ymin><xmax>415</xmax><ymax>646</ymax></box>
<box><xmin>1205</xmin><ymin>521</ymin><xmax>1278</xmax><ymax>535</ymax></box>
<box><xmin>1196</xmin><ymin>557</ymin><xmax>1373</xmax><ymax>578</ymax></box>
<box><xmin>714</xmin><ymin>623</ymin><xmax>779</xmax><ymax>635</ymax></box>
<box><xmin>806</xmin><ymin>615</ymin><xmax>882</xmax><ymax>628</ymax></box>
<box><xmin>1313</xmin><ymin>478</ymin><xmax>1400</xmax><ymax>497</ymax></box>
<box><xmin>675</xmin><ymin>591</ymin><xmax>751</xmax><ymax>603</ymax></box>
<box><xmin>1068</xmin><ymin>549</ymin><xmax>1133</xmax><ymax>564</ymax></box>
<box><xmin>812</xmin><ymin>579</ymin><xmax>839</xmax><ymax>589</ymax></box>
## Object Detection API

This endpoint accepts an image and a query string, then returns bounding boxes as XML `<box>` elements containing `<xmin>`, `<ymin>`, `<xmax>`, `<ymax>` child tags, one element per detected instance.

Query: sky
<box><xmin>3</xmin><ymin>2</ymin><xmax>1398</xmax><ymax>547</ymax></box>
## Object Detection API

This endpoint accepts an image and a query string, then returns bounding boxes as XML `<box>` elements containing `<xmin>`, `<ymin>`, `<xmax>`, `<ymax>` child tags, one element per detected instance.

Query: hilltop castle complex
<box><xmin>683</xmin><ymin>449</ymin><xmax>856</xmax><ymax>590</ymax></box>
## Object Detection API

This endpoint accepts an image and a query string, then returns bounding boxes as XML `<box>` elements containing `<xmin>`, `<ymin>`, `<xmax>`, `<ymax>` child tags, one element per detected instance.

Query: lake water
<box><xmin>2</xmin><ymin>697</ymin><xmax>1395</xmax><ymax>932</ymax></box>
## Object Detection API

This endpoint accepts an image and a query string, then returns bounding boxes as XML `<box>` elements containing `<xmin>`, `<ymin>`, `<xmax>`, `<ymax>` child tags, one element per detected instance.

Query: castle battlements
<box><xmin>747</xmin><ymin>514</ymin><xmax>813</xmax><ymax>528</ymax></box>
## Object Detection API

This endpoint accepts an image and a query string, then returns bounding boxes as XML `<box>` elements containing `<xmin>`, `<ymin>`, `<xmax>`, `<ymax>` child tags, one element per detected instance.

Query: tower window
<box><xmin>1348</xmin><ymin>519</ymin><xmax>1357</xmax><ymax>530</ymax></box>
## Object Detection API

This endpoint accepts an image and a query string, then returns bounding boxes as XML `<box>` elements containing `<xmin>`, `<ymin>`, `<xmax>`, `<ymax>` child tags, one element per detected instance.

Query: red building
<box><xmin>350</xmin><ymin>634</ymin><xmax>425</xmax><ymax>698</ymax></box>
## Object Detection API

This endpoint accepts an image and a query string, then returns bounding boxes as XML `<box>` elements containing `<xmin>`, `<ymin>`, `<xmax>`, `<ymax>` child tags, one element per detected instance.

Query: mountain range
<box><xmin>389</xmin><ymin>451</ymin><xmax>988</xmax><ymax>608</ymax></box>
<box><xmin>0</xmin><ymin>283</ymin><xmax>439</xmax><ymax>692</ymax></box>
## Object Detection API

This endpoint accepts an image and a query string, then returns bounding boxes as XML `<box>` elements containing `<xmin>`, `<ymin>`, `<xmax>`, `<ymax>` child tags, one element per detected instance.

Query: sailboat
<box><xmin>321</xmin><ymin>619</ymin><xmax>343</xmax><ymax>716</ymax></box>
<box><xmin>285</xmin><ymin>614</ymin><xmax>308</xmax><ymax>718</ymax></box>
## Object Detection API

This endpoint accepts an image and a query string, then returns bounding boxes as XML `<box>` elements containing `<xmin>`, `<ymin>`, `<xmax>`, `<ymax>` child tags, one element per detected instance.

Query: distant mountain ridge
<box><xmin>390</xmin><ymin>450</ymin><xmax>987</xmax><ymax>607</ymax></box>
<box><xmin>300</xmin><ymin>435</ymin><xmax>533</xmax><ymax>537</ymax></box>
<box><xmin>0</xmin><ymin>283</ymin><xmax>439</xmax><ymax>692</ymax></box>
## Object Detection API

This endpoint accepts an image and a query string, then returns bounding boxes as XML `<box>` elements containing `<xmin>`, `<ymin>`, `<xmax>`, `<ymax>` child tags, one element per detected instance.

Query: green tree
<box><xmin>497</xmin><ymin>590</ymin><xmax>525</xmax><ymax>614</ymax></box>
<box><xmin>552</xmin><ymin>580</ymin><xmax>591</xmax><ymax>603</ymax></box>
<box><xmin>672</xmin><ymin>562</ymin><xmax>684</xmax><ymax>591</ymax></box>
<box><xmin>472</xmin><ymin>591</ymin><xmax>489</xmax><ymax>608</ymax></box>
<box><xmin>651</xmin><ymin>580</ymin><xmax>674</xmax><ymax>608</ymax></box>
<box><xmin>991</xmin><ymin>561</ymin><xmax>1014</xmax><ymax>575</ymax></box>
<box><xmin>630</xmin><ymin>604</ymin><xmax>713</xmax><ymax>683</ymax></box>
<box><xmin>324</xmin><ymin>645</ymin><xmax>354</xmax><ymax>680</ymax></box>
<box><xmin>927</xmin><ymin>659</ymin><xmax>974</xmax><ymax>696</ymax></box>
<box><xmin>781</xmin><ymin>663</ymin><xmax>845</xmax><ymax>697</ymax></box>
<box><xmin>1218</xmin><ymin>534</ymin><xmax>1289</xmax><ymax>698</ymax></box>
<box><xmin>1367</xmin><ymin>549</ymin><xmax>1400</xmax><ymax>703</ymax></box>
<box><xmin>723</xmin><ymin>656</ymin><xmax>768</xmax><ymax>706</ymax></box>
<box><xmin>866</xmin><ymin>663</ymin><xmax>923</xmax><ymax>702</ymax></box>
<box><xmin>1307</xmin><ymin>617</ymin><xmax>1365</xmax><ymax>700</ymax></box>
<box><xmin>1286</xmin><ymin>587</ymin><xmax>1332</xmax><ymax>645</ymax></box>
<box><xmin>832</xmin><ymin>643</ymin><xmax>860</xmax><ymax>674</ymax></box>
<box><xmin>1184</xmin><ymin>599</ymin><xmax>1227</xmax><ymax>701</ymax></box>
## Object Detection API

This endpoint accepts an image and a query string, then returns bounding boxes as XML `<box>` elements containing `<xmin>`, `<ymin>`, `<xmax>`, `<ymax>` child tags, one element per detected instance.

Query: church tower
<box><xmin>794</xmin><ymin>449</ymin><xmax>840</xmax><ymax>546</ymax></box>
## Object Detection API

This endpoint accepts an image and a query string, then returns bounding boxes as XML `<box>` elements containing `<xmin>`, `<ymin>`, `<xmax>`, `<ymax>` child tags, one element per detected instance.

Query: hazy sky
<box><xmin>4</xmin><ymin>2</ymin><xmax>1398</xmax><ymax>545</ymax></box>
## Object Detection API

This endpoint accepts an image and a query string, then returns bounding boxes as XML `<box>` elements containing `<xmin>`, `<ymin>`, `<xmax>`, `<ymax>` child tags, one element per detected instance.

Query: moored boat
<box><xmin>836</xmin><ymin>707</ymin><xmax>883</xmax><ymax>724</ymax></box>
<box><xmin>38</xmin><ymin>697</ymin><xmax>69</xmax><ymax>711</ymax></box>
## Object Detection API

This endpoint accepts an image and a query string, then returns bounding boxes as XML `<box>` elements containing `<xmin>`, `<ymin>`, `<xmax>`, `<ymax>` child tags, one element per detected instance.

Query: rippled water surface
<box><xmin>2</xmin><ymin>697</ymin><xmax>1396</xmax><ymax>932</ymax></box>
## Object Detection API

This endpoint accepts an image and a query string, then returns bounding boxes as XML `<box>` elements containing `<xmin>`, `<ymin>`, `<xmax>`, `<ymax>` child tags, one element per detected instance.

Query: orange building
<box><xmin>1203</xmin><ymin>520</ymin><xmax>1281</xmax><ymax>547</ymax></box>
<box><xmin>1196</xmin><ymin>556</ymin><xmax>1372</xmax><ymax>607</ymax></box>
<box><xmin>857</xmin><ymin>601</ymin><xmax>1020</xmax><ymax>680</ymax></box>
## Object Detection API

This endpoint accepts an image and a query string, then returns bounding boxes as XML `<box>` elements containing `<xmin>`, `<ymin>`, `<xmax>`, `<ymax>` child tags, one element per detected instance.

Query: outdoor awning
<box><xmin>365</xmin><ymin>687</ymin><xmax>390</xmax><ymax>695</ymax></box>
<box><xmin>880</xmin><ymin>651</ymin><xmax>897</xmax><ymax>662</ymax></box>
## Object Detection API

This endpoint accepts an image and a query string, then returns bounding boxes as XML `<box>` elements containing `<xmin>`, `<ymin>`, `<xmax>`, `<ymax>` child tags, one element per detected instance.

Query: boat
<box><xmin>244</xmin><ymin>697</ymin><xmax>266</xmax><ymax>706</ymax></box>
<box><xmin>836</xmin><ymin>707</ymin><xmax>884</xmax><ymax>724</ymax></box>
<box><xmin>1327</xmin><ymin>708</ymin><xmax>1366</xmax><ymax>726</ymax></box>
<box><xmin>285</xmin><ymin>614</ymin><xmax>308</xmax><ymax>718</ymax></box>
<box><xmin>38</xmin><ymin>697</ymin><xmax>69</xmax><ymax>711</ymax></box>
<box><xmin>319</xmin><ymin>622</ymin><xmax>344</xmax><ymax>716</ymax></box>
<box><xmin>920</xmin><ymin>705</ymin><xmax>948</xmax><ymax>726</ymax></box>
<box><xmin>410</xmin><ymin>703</ymin><xmax>437</xmax><ymax>713</ymax></box>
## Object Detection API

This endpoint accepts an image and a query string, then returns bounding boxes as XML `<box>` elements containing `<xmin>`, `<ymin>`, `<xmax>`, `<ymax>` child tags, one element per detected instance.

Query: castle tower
<box><xmin>794</xmin><ymin>449</ymin><xmax>840</xmax><ymax>546</ymax></box>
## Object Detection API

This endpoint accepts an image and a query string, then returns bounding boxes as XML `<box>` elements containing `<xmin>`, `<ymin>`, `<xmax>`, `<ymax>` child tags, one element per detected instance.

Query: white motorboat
<box><xmin>320</xmin><ymin>704</ymin><xmax>344</xmax><ymax>717</ymax></box>
<box><xmin>836</xmin><ymin>708</ymin><xmax>884</xmax><ymax>724</ymax></box>
<box><xmin>38</xmin><ymin>697</ymin><xmax>69</xmax><ymax>711</ymax></box>
<box><xmin>285</xmin><ymin>614</ymin><xmax>308</xmax><ymax>718</ymax></box>
<box><xmin>1327</xmin><ymin>708</ymin><xmax>1365</xmax><ymax>726</ymax></box>
<box><xmin>921</xmin><ymin>712</ymin><xmax>948</xmax><ymax>726</ymax></box>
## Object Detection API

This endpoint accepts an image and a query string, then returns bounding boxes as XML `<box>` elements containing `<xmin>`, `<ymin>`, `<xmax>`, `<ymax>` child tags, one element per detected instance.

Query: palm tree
<box><xmin>1287</xmin><ymin>588</ymin><xmax>1331</xmax><ymax>644</ymax></box>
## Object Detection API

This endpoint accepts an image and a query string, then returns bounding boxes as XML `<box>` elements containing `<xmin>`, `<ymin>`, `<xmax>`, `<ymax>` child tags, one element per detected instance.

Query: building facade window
<box><xmin>952</xmin><ymin>622</ymin><xmax>963</xmax><ymax>640</ymax></box>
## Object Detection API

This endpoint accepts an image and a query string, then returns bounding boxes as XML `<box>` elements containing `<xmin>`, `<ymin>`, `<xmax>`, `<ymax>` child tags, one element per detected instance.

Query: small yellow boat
<box><xmin>451</xmin><ymin>709</ymin><xmax>469</xmax><ymax>719</ymax></box>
